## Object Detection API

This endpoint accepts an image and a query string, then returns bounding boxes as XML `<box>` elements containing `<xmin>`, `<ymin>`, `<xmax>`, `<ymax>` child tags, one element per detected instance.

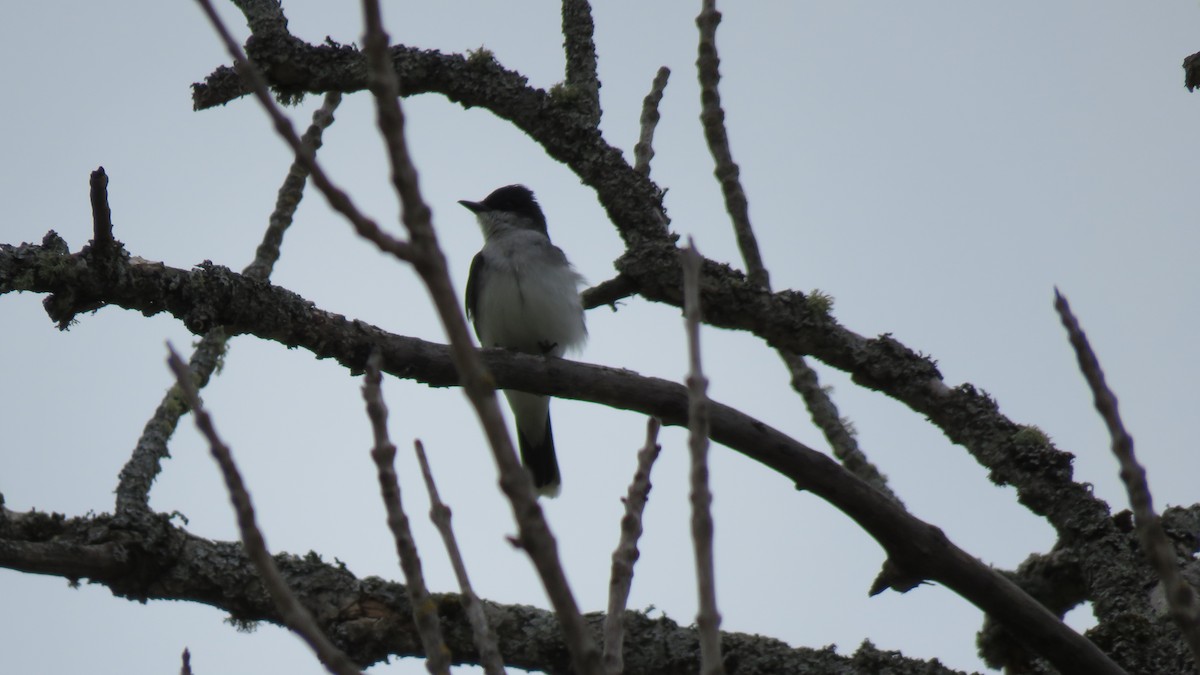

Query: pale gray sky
<box><xmin>3</xmin><ymin>2</ymin><xmax>1200</xmax><ymax>673</ymax></box>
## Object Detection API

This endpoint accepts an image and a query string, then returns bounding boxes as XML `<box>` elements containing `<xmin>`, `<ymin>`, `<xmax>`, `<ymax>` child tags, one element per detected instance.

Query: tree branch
<box><xmin>0</xmin><ymin>240</ymin><xmax>1127</xmax><ymax>674</ymax></box>
<box><xmin>0</xmin><ymin>503</ymin><xmax>970</xmax><ymax>674</ymax></box>
<box><xmin>695</xmin><ymin>0</ymin><xmax>765</xmax><ymax>289</ymax></box>
<box><xmin>683</xmin><ymin>241</ymin><xmax>725</xmax><ymax>675</ymax></box>
<box><xmin>185</xmin><ymin>24</ymin><xmax>1137</xmax><ymax>600</ymax></box>
<box><xmin>88</xmin><ymin>167</ymin><xmax>115</xmax><ymax>256</ymax></box>
<box><xmin>561</xmin><ymin>0</ymin><xmax>601</xmax><ymax>126</ymax></box>
<box><xmin>1056</xmin><ymin>289</ymin><xmax>1200</xmax><ymax>663</ymax></box>
<box><xmin>413</xmin><ymin>440</ymin><xmax>507</xmax><ymax>675</ymax></box>
<box><xmin>604</xmin><ymin>418</ymin><xmax>661</xmax><ymax>674</ymax></box>
<box><xmin>634</xmin><ymin>67</ymin><xmax>670</xmax><ymax>176</ymax></box>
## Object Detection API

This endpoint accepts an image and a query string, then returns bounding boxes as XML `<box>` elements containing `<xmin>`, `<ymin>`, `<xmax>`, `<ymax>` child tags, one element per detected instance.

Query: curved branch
<box><xmin>0</xmin><ymin>238</ymin><xmax>1125</xmax><ymax>674</ymax></box>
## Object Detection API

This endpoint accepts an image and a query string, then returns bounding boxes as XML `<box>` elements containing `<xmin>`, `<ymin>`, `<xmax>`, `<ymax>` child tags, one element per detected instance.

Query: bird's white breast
<box><xmin>476</xmin><ymin>230</ymin><xmax>587</xmax><ymax>357</ymax></box>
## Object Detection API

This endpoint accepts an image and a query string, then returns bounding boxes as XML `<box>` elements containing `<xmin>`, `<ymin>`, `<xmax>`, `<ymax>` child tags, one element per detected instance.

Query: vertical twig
<box><xmin>114</xmin><ymin>92</ymin><xmax>343</xmax><ymax>515</ymax></box>
<box><xmin>179</xmin><ymin>648</ymin><xmax>192</xmax><ymax>675</ymax></box>
<box><xmin>695</xmin><ymin>0</ymin><xmax>765</xmax><ymax>289</ymax></box>
<box><xmin>362</xmin><ymin>353</ymin><xmax>451</xmax><ymax>675</ymax></box>
<box><xmin>633</xmin><ymin>67</ymin><xmax>670</xmax><ymax>176</ymax></box>
<box><xmin>413</xmin><ymin>440</ymin><xmax>507</xmax><ymax>675</ymax></box>
<box><xmin>88</xmin><ymin>167</ymin><xmax>115</xmax><ymax>254</ymax></box>
<box><xmin>356</xmin><ymin>3</ymin><xmax>603</xmax><ymax>673</ymax></box>
<box><xmin>560</xmin><ymin>0</ymin><xmax>601</xmax><ymax>126</ymax></box>
<box><xmin>166</xmin><ymin>345</ymin><xmax>362</xmax><ymax>675</ymax></box>
<box><xmin>603</xmin><ymin>417</ymin><xmax>662</xmax><ymax>674</ymax></box>
<box><xmin>1055</xmin><ymin>289</ymin><xmax>1200</xmax><ymax>662</ymax></box>
<box><xmin>694</xmin><ymin>0</ymin><xmax>899</xmax><ymax>504</ymax></box>
<box><xmin>682</xmin><ymin>240</ymin><xmax>725</xmax><ymax>675</ymax></box>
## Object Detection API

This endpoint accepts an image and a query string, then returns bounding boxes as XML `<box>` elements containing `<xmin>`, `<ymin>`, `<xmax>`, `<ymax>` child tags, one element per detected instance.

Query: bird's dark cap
<box><xmin>459</xmin><ymin>185</ymin><xmax>546</xmax><ymax>232</ymax></box>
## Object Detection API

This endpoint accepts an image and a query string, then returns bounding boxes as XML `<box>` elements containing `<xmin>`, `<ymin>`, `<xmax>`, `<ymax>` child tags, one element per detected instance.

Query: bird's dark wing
<box><xmin>465</xmin><ymin>252</ymin><xmax>486</xmax><ymax>340</ymax></box>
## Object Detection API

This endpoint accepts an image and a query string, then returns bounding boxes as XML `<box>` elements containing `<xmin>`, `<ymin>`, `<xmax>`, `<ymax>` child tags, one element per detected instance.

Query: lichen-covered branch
<box><xmin>0</xmin><ymin>502</ymin><xmax>971</xmax><ymax>675</ymax></box>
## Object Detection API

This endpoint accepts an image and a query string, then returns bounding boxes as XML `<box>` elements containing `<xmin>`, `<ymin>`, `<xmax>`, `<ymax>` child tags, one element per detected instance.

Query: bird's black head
<box><xmin>459</xmin><ymin>185</ymin><xmax>548</xmax><ymax>235</ymax></box>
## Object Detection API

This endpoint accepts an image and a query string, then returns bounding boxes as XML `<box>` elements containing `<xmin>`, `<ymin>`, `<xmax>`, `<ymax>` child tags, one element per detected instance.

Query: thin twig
<box><xmin>362</xmin><ymin>353</ymin><xmax>451</xmax><ymax>675</ymax></box>
<box><xmin>166</xmin><ymin>345</ymin><xmax>363</xmax><ymax>675</ymax></box>
<box><xmin>246</xmin><ymin>92</ymin><xmax>343</xmax><ymax>281</ymax></box>
<box><xmin>693</xmin><ymin>0</ymin><xmax>897</xmax><ymax>504</ymax></box>
<box><xmin>179</xmin><ymin>648</ymin><xmax>192</xmax><ymax>675</ymax></box>
<box><xmin>682</xmin><ymin>240</ymin><xmax>724</xmax><ymax>675</ymax></box>
<box><xmin>633</xmin><ymin>67</ymin><xmax>670</xmax><ymax>176</ymax></box>
<box><xmin>779</xmin><ymin>351</ymin><xmax>903</xmax><ymax>506</ymax></box>
<box><xmin>414</xmin><ymin>440</ymin><xmax>507</xmax><ymax>675</ymax></box>
<box><xmin>356</xmin><ymin>3</ymin><xmax>602</xmax><ymax>673</ymax></box>
<box><xmin>1055</xmin><ymin>289</ymin><xmax>1200</xmax><ymax>662</ymax></box>
<box><xmin>695</xmin><ymin>0</ymin><xmax>765</xmax><ymax>289</ymax></box>
<box><xmin>192</xmin><ymin>0</ymin><xmax>412</xmax><ymax>262</ymax></box>
<box><xmin>603</xmin><ymin>417</ymin><xmax>662</xmax><ymax>675</ymax></box>
<box><xmin>560</xmin><ymin>0</ymin><xmax>601</xmax><ymax>126</ymax></box>
<box><xmin>114</xmin><ymin>92</ymin><xmax>342</xmax><ymax>515</ymax></box>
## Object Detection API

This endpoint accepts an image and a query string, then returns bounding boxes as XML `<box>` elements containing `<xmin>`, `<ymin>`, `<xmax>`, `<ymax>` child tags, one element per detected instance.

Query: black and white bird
<box><xmin>460</xmin><ymin>185</ymin><xmax>587</xmax><ymax>497</ymax></box>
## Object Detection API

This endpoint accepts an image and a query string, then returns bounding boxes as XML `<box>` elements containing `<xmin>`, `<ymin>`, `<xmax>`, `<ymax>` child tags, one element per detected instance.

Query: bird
<box><xmin>460</xmin><ymin>185</ymin><xmax>587</xmax><ymax>497</ymax></box>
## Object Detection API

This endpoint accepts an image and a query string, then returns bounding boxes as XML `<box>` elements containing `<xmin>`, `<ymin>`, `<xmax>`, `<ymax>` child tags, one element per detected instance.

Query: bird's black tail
<box><xmin>517</xmin><ymin>412</ymin><xmax>561</xmax><ymax>498</ymax></box>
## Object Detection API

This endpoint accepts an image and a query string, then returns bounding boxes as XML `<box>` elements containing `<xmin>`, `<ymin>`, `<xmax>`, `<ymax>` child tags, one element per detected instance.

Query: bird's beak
<box><xmin>458</xmin><ymin>199</ymin><xmax>485</xmax><ymax>213</ymax></box>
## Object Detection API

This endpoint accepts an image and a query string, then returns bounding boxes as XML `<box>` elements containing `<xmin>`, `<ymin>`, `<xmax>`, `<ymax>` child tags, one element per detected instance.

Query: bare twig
<box><xmin>695</xmin><ymin>0</ymin><xmax>765</xmax><ymax>289</ymax></box>
<box><xmin>560</xmin><ymin>0</ymin><xmax>601</xmax><ymax>126</ymax></box>
<box><xmin>114</xmin><ymin>92</ymin><xmax>342</xmax><ymax>515</ymax></box>
<box><xmin>604</xmin><ymin>417</ymin><xmax>662</xmax><ymax>674</ymax></box>
<box><xmin>693</xmin><ymin>0</ymin><xmax>897</xmax><ymax>505</ymax></box>
<box><xmin>246</xmin><ymin>92</ymin><xmax>342</xmax><ymax>281</ymax></box>
<box><xmin>166</xmin><ymin>345</ymin><xmax>362</xmax><ymax>675</ymax></box>
<box><xmin>633</xmin><ymin>67</ymin><xmax>670</xmax><ymax>176</ymax></box>
<box><xmin>179</xmin><ymin>648</ymin><xmax>192</xmax><ymax>675</ymax></box>
<box><xmin>191</xmin><ymin>0</ymin><xmax>412</xmax><ymax>262</ymax></box>
<box><xmin>1055</xmin><ymin>289</ymin><xmax>1200</xmax><ymax>661</ymax></box>
<box><xmin>357</xmin><ymin>3</ymin><xmax>602</xmax><ymax>673</ymax></box>
<box><xmin>414</xmin><ymin>440</ymin><xmax>507</xmax><ymax>675</ymax></box>
<box><xmin>780</xmin><ymin>351</ymin><xmax>903</xmax><ymax>506</ymax></box>
<box><xmin>682</xmin><ymin>240</ymin><xmax>724</xmax><ymax>675</ymax></box>
<box><xmin>362</xmin><ymin>353</ymin><xmax>451</xmax><ymax>675</ymax></box>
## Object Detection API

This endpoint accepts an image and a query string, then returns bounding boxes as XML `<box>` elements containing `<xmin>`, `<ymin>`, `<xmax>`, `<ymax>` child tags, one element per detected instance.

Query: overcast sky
<box><xmin>3</xmin><ymin>2</ymin><xmax>1200</xmax><ymax>673</ymax></box>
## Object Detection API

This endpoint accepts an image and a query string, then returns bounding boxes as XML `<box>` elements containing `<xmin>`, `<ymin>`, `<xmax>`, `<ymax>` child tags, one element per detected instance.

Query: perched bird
<box><xmin>460</xmin><ymin>185</ymin><xmax>587</xmax><ymax>497</ymax></box>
